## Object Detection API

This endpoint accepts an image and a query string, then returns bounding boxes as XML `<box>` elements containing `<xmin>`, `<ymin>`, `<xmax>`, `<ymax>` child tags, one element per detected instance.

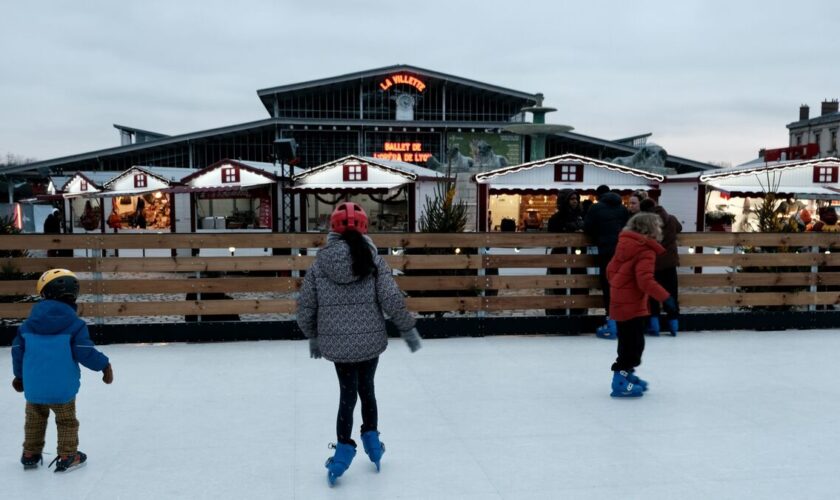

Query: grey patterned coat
<box><xmin>297</xmin><ymin>233</ymin><xmax>415</xmax><ymax>363</ymax></box>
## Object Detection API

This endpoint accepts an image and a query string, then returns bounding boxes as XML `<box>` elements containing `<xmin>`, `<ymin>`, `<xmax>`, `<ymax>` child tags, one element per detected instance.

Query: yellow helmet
<box><xmin>36</xmin><ymin>269</ymin><xmax>80</xmax><ymax>300</ymax></box>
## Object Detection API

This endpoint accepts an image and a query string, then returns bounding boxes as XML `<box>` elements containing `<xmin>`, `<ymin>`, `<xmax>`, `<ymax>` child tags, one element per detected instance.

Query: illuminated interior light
<box><xmin>574</xmin><ymin>249</ymin><xmax>582</xmax><ymax>255</ymax></box>
<box><xmin>228</xmin><ymin>247</ymin><xmax>236</xmax><ymax>256</ymax></box>
<box><xmin>454</xmin><ymin>248</ymin><xmax>461</xmax><ymax>254</ymax></box>
<box><xmin>688</xmin><ymin>247</ymin><xmax>695</xmax><ymax>254</ymax></box>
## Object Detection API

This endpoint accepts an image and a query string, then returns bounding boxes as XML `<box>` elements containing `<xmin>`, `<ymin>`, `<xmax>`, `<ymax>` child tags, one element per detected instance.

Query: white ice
<box><xmin>2</xmin><ymin>329</ymin><xmax>839</xmax><ymax>499</ymax></box>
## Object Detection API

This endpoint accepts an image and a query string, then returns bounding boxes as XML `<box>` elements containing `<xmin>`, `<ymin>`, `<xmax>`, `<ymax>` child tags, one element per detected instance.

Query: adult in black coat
<box><xmin>43</xmin><ymin>208</ymin><xmax>61</xmax><ymax>234</ymax></box>
<box><xmin>547</xmin><ymin>190</ymin><xmax>587</xmax><ymax>316</ymax></box>
<box><xmin>583</xmin><ymin>185</ymin><xmax>630</xmax><ymax>322</ymax></box>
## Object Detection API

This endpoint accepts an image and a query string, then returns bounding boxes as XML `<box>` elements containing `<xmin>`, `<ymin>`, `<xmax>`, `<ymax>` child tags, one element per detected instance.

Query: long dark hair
<box><xmin>341</xmin><ymin>229</ymin><xmax>376</xmax><ymax>278</ymax></box>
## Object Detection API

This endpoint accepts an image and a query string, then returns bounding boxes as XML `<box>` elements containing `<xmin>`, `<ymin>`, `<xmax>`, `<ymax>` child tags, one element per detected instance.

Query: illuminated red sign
<box><xmin>373</xmin><ymin>142</ymin><xmax>432</xmax><ymax>163</ymax></box>
<box><xmin>379</xmin><ymin>74</ymin><xmax>426</xmax><ymax>92</ymax></box>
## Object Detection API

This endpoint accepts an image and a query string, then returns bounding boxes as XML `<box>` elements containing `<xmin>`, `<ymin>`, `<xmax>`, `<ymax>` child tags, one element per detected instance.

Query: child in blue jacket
<box><xmin>10</xmin><ymin>269</ymin><xmax>113</xmax><ymax>472</ymax></box>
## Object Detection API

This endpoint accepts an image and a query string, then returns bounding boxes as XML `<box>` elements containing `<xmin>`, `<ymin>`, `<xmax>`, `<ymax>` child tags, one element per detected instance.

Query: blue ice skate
<box><xmin>595</xmin><ymin>319</ymin><xmax>617</xmax><ymax>339</ymax></box>
<box><xmin>611</xmin><ymin>370</ymin><xmax>644</xmax><ymax>398</ymax></box>
<box><xmin>361</xmin><ymin>430</ymin><xmax>385</xmax><ymax>471</ymax></box>
<box><xmin>625</xmin><ymin>371</ymin><xmax>648</xmax><ymax>391</ymax></box>
<box><xmin>326</xmin><ymin>442</ymin><xmax>356</xmax><ymax>486</ymax></box>
<box><xmin>668</xmin><ymin>318</ymin><xmax>679</xmax><ymax>336</ymax></box>
<box><xmin>647</xmin><ymin>316</ymin><xmax>660</xmax><ymax>336</ymax></box>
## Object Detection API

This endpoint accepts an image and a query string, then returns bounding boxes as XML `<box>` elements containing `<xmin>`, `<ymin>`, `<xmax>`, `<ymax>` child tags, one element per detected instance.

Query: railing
<box><xmin>0</xmin><ymin>232</ymin><xmax>838</xmax><ymax>320</ymax></box>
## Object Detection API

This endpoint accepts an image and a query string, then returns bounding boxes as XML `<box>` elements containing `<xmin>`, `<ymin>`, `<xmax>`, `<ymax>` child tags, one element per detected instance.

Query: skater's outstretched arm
<box><xmin>70</xmin><ymin>323</ymin><xmax>110</xmax><ymax>372</ymax></box>
<box><xmin>634</xmin><ymin>252</ymin><xmax>669</xmax><ymax>303</ymax></box>
<box><xmin>297</xmin><ymin>266</ymin><xmax>319</xmax><ymax>339</ymax></box>
<box><xmin>11</xmin><ymin>327</ymin><xmax>25</xmax><ymax>379</ymax></box>
<box><xmin>373</xmin><ymin>256</ymin><xmax>415</xmax><ymax>334</ymax></box>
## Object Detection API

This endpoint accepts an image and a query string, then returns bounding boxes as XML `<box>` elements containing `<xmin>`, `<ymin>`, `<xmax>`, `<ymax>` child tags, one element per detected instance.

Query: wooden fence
<box><xmin>0</xmin><ymin>232</ymin><xmax>838</xmax><ymax>320</ymax></box>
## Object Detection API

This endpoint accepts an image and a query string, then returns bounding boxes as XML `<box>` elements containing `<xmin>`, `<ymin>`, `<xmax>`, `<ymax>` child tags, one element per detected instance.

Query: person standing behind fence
<box><xmin>546</xmin><ymin>189</ymin><xmax>587</xmax><ymax>316</ymax></box>
<box><xmin>640</xmin><ymin>198</ymin><xmax>682</xmax><ymax>335</ymax></box>
<box><xmin>607</xmin><ymin>213</ymin><xmax>677</xmax><ymax>397</ymax></box>
<box><xmin>297</xmin><ymin>202</ymin><xmax>422</xmax><ymax>487</ymax></box>
<box><xmin>584</xmin><ymin>185</ymin><xmax>630</xmax><ymax>339</ymax></box>
<box><xmin>44</xmin><ymin>208</ymin><xmax>62</xmax><ymax>257</ymax></box>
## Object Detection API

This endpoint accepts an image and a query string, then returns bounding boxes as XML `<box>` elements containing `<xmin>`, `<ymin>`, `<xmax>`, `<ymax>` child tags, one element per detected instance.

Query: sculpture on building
<box><xmin>471</xmin><ymin>140</ymin><xmax>508</xmax><ymax>169</ymax></box>
<box><xmin>610</xmin><ymin>144</ymin><xmax>674</xmax><ymax>174</ymax></box>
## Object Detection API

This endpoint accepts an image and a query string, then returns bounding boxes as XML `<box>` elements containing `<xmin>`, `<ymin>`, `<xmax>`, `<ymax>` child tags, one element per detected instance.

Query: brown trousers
<box><xmin>23</xmin><ymin>400</ymin><xmax>79</xmax><ymax>456</ymax></box>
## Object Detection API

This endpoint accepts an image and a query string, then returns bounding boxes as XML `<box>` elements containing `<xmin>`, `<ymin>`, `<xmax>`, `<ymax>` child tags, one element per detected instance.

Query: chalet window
<box><xmin>831</xmin><ymin>129</ymin><xmax>838</xmax><ymax>152</ymax></box>
<box><xmin>343</xmin><ymin>163</ymin><xmax>368</xmax><ymax>182</ymax></box>
<box><xmin>134</xmin><ymin>174</ymin><xmax>147</xmax><ymax>188</ymax></box>
<box><xmin>79</xmin><ymin>180</ymin><xmax>88</xmax><ymax>191</ymax></box>
<box><xmin>813</xmin><ymin>166</ymin><xmax>839</xmax><ymax>183</ymax></box>
<box><xmin>796</xmin><ymin>134</ymin><xmax>803</xmax><ymax>146</ymax></box>
<box><xmin>554</xmin><ymin>163</ymin><xmax>583</xmax><ymax>182</ymax></box>
<box><xmin>814</xmin><ymin>131</ymin><xmax>821</xmax><ymax>149</ymax></box>
<box><xmin>221</xmin><ymin>167</ymin><xmax>240</xmax><ymax>183</ymax></box>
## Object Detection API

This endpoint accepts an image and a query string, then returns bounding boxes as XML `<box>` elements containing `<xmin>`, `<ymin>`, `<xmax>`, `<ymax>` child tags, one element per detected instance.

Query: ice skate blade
<box><xmin>610</xmin><ymin>391</ymin><xmax>644</xmax><ymax>398</ymax></box>
<box><xmin>54</xmin><ymin>462</ymin><xmax>87</xmax><ymax>473</ymax></box>
<box><xmin>23</xmin><ymin>464</ymin><xmax>40</xmax><ymax>470</ymax></box>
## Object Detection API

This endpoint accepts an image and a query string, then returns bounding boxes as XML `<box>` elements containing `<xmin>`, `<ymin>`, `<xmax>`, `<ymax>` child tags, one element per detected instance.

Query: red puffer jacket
<box><xmin>606</xmin><ymin>231</ymin><xmax>671</xmax><ymax>321</ymax></box>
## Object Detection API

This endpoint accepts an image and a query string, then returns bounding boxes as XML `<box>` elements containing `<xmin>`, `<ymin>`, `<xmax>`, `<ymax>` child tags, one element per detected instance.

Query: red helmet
<box><xmin>330</xmin><ymin>202</ymin><xmax>368</xmax><ymax>234</ymax></box>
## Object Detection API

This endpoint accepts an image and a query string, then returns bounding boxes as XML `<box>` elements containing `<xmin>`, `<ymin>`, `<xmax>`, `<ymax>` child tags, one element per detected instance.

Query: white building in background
<box><xmin>787</xmin><ymin>100</ymin><xmax>840</xmax><ymax>157</ymax></box>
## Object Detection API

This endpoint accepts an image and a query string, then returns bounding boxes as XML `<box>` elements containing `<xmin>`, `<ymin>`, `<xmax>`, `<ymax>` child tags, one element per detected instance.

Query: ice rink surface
<box><xmin>2</xmin><ymin>329</ymin><xmax>839</xmax><ymax>499</ymax></box>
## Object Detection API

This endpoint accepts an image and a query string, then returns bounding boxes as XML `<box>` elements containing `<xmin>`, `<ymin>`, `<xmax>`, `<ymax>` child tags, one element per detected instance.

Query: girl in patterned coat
<box><xmin>297</xmin><ymin>202</ymin><xmax>421</xmax><ymax>486</ymax></box>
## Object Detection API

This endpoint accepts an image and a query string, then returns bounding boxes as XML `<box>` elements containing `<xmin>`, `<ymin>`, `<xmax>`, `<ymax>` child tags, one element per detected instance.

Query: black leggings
<box><xmin>611</xmin><ymin>317</ymin><xmax>647</xmax><ymax>372</ymax></box>
<box><xmin>334</xmin><ymin>357</ymin><xmax>379</xmax><ymax>444</ymax></box>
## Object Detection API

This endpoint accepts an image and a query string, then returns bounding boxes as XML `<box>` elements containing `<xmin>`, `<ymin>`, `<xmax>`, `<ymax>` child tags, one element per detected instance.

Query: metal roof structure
<box><xmin>256</xmin><ymin>64</ymin><xmax>538</xmax><ymax>111</ymax></box>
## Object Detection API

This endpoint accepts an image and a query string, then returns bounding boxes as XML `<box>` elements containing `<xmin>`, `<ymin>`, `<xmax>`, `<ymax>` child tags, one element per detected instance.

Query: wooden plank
<box><xmin>483</xmin><ymin>295</ymin><xmax>603</xmax><ymax>310</ymax></box>
<box><xmin>679</xmin><ymin>272</ymin><xmax>840</xmax><ymax>288</ymax></box>
<box><xmin>680</xmin><ymin>253</ymin><xmax>840</xmax><ymax>267</ymax></box>
<box><xmin>679</xmin><ymin>292</ymin><xmax>840</xmax><ymax>307</ymax></box>
<box><xmin>677</xmin><ymin>233</ymin><xmax>840</xmax><ymax>248</ymax></box>
<box><xmin>396</xmin><ymin>275</ymin><xmax>600</xmax><ymax>290</ymax></box>
<box><xmin>3</xmin><ymin>231</ymin><xmax>840</xmax><ymax>252</ymax></box>
<box><xmin>484</xmin><ymin>254</ymin><xmax>595</xmax><ymax>268</ymax></box>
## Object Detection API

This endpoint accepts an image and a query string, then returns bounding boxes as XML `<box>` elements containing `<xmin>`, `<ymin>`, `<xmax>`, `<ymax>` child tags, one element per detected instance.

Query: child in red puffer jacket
<box><xmin>606</xmin><ymin>213</ymin><xmax>677</xmax><ymax>398</ymax></box>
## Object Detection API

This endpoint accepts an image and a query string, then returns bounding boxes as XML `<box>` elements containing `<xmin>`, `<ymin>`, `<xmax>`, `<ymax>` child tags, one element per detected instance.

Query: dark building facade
<box><xmin>2</xmin><ymin>65</ymin><xmax>715</xmax><ymax>183</ymax></box>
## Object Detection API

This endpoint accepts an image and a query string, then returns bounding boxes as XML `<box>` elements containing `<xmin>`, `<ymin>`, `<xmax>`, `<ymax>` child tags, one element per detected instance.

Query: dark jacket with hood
<box><xmin>606</xmin><ymin>231</ymin><xmax>671</xmax><ymax>321</ymax></box>
<box><xmin>583</xmin><ymin>192</ymin><xmax>630</xmax><ymax>255</ymax></box>
<box><xmin>297</xmin><ymin>232</ymin><xmax>415</xmax><ymax>363</ymax></box>
<box><xmin>654</xmin><ymin>205</ymin><xmax>682</xmax><ymax>270</ymax></box>
<box><xmin>547</xmin><ymin>190</ymin><xmax>584</xmax><ymax>233</ymax></box>
<box><xmin>11</xmin><ymin>300</ymin><xmax>109</xmax><ymax>404</ymax></box>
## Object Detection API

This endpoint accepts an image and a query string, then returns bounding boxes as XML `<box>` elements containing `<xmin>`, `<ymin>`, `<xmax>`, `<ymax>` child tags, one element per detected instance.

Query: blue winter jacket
<box><xmin>11</xmin><ymin>300</ymin><xmax>109</xmax><ymax>404</ymax></box>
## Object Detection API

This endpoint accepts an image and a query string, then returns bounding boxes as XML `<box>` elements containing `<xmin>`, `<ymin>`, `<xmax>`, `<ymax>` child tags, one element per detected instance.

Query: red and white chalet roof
<box><xmin>292</xmin><ymin>155</ymin><xmax>446</xmax><ymax>192</ymax></box>
<box><xmin>698</xmin><ymin>157</ymin><xmax>840</xmax><ymax>198</ymax></box>
<box><xmin>475</xmin><ymin>153</ymin><xmax>663</xmax><ymax>193</ymax></box>
<box><xmin>179</xmin><ymin>159</ymin><xmax>285</xmax><ymax>190</ymax></box>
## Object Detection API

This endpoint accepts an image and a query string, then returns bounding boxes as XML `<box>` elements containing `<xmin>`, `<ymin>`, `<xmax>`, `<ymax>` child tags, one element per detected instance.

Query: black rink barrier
<box><xmin>2</xmin><ymin>311</ymin><xmax>840</xmax><ymax>346</ymax></box>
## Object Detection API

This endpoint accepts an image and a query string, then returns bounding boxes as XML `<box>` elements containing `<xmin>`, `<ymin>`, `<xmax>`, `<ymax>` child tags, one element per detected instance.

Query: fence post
<box><xmin>810</xmin><ymin>245</ymin><xmax>819</xmax><ymax>312</ymax></box>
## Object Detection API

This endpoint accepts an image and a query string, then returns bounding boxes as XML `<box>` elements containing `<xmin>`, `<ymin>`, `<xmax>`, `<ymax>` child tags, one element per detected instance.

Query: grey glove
<box><xmin>401</xmin><ymin>327</ymin><xmax>422</xmax><ymax>353</ymax></box>
<box><xmin>309</xmin><ymin>338</ymin><xmax>322</xmax><ymax>359</ymax></box>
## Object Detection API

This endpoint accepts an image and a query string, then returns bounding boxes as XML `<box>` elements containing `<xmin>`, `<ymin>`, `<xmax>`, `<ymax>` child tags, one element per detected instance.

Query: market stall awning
<box><xmin>69</xmin><ymin>187</ymin><xmax>167</xmax><ymax>199</ymax></box>
<box><xmin>487</xmin><ymin>183</ymin><xmax>659</xmax><ymax>194</ymax></box>
<box><xmin>290</xmin><ymin>182</ymin><xmax>408</xmax><ymax>193</ymax></box>
<box><xmin>706</xmin><ymin>181</ymin><xmax>840</xmax><ymax>200</ymax></box>
<box><xmin>160</xmin><ymin>183</ymin><xmax>273</xmax><ymax>194</ymax></box>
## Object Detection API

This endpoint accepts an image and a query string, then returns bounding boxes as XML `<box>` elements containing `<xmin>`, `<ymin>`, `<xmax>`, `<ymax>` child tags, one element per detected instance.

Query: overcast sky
<box><xmin>2</xmin><ymin>0</ymin><xmax>838</xmax><ymax>167</ymax></box>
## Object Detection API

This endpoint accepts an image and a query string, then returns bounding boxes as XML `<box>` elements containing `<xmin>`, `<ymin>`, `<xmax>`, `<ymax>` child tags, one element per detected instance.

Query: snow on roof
<box><xmin>699</xmin><ymin>157</ymin><xmax>840</xmax><ymax>182</ymax></box>
<box><xmin>475</xmin><ymin>153</ymin><xmax>664</xmax><ymax>183</ymax></box>
<box><xmin>294</xmin><ymin>155</ymin><xmax>445</xmax><ymax>182</ymax></box>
